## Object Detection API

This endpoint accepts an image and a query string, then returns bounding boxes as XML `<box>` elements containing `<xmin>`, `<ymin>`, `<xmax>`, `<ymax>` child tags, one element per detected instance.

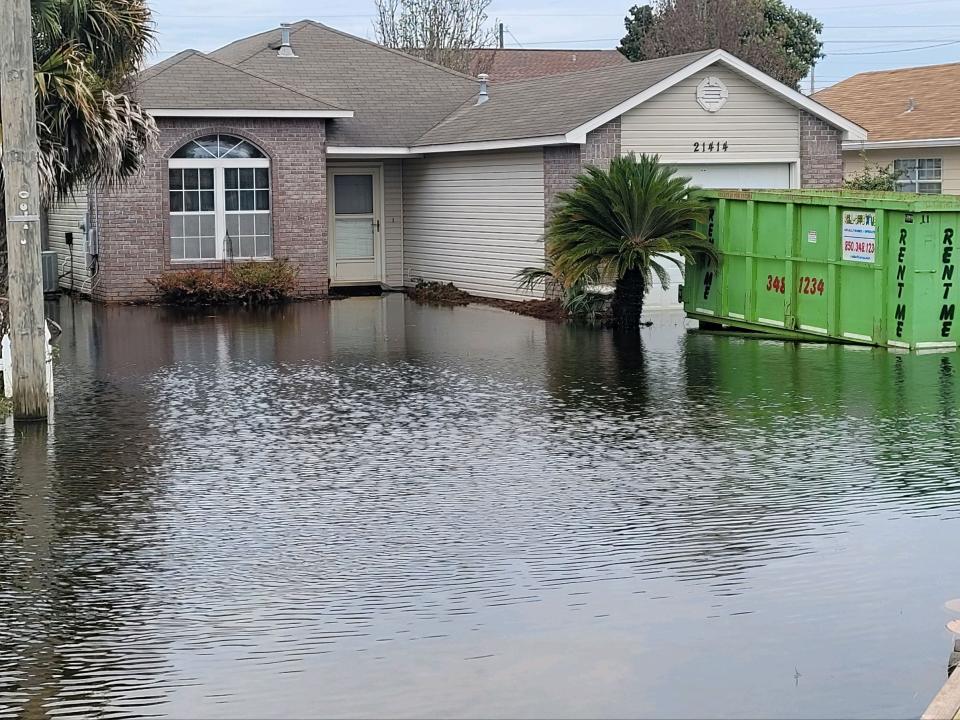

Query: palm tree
<box><xmin>523</xmin><ymin>153</ymin><xmax>715</xmax><ymax>330</ymax></box>
<box><xmin>0</xmin><ymin>0</ymin><xmax>157</xmax><ymax>290</ymax></box>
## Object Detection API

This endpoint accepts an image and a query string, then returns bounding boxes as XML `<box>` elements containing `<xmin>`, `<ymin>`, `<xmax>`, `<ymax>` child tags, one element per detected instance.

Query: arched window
<box><xmin>168</xmin><ymin>134</ymin><xmax>272</xmax><ymax>261</ymax></box>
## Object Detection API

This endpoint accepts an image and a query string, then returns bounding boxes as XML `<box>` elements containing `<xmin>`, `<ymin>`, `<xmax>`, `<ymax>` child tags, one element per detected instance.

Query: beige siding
<box><xmin>843</xmin><ymin>147</ymin><xmax>960</xmax><ymax>195</ymax></box>
<box><xmin>402</xmin><ymin>149</ymin><xmax>545</xmax><ymax>300</ymax></box>
<box><xmin>621</xmin><ymin>64</ymin><xmax>800</xmax><ymax>164</ymax></box>
<box><xmin>46</xmin><ymin>190</ymin><xmax>93</xmax><ymax>293</ymax></box>
<box><xmin>328</xmin><ymin>159</ymin><xmax>404</xmax><ymax>287</ymax></box>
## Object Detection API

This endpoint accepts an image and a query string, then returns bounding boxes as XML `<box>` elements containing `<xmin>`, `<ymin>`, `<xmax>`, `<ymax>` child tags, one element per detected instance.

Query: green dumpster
<box><xmin>683</xmin><ymin>189</ymin><xmax>960</xmax><ymax>350</ymax></box>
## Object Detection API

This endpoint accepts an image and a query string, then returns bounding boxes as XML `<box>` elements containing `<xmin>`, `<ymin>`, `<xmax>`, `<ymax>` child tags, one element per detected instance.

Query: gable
<box><xmin>620</xmin><ymin>64</ymin><xmax>799</xmax><ymax>163</ymax></box>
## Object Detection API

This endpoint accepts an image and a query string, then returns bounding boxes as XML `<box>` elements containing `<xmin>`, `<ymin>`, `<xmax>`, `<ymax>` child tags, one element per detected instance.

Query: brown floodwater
<box><xmin>1</xmin><ymin>294</ymin><xmax>959</xmax><ymax>719</ymax></box>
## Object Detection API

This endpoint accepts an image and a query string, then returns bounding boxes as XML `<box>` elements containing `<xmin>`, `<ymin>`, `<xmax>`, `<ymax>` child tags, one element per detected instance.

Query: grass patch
<box><xmin>150</xmin><ymin>260</ymin><xmax>297</xmax><ymax>305</ymax></box>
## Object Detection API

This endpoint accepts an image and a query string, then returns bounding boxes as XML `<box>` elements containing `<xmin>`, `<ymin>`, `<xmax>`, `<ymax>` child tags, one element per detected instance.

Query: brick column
<box><xmin>800</xmin><ymin>112</ymin><xmax>843</xmax><ymax>188</ymax></box>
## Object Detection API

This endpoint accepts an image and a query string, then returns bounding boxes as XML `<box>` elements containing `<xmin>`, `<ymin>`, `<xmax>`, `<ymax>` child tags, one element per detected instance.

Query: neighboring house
<box><xmin>45</xmin><ymin>21</ymin><xmax>864</xmax><ymax>305</ymax></box>
<box><xmin>468</xmin><ymin>48</ymin><xmax>629</xmax><ymax>81</ymax></box>
<box><xmin>815</xmin><ymin>62</ymin><xmax>960</xmax><ymax>194</ymax></box>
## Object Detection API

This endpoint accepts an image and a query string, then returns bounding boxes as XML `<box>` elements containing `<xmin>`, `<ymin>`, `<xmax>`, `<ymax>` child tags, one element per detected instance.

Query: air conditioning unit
<box><xmin>41</xmin><ymin>250</ymin><xmax>59</xmax><ymax>294</ymax></box>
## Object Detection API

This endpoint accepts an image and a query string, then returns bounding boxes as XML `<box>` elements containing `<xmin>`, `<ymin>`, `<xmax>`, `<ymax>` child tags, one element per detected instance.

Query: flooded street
<box><xmin>2</xmin><ymin>294</ymin><xmax>959</xmax><ymax>719</ymax></box>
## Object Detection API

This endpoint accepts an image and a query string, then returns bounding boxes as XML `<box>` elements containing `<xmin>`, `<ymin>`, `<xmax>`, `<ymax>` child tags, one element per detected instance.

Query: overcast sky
<box><xmin>148</xmin><ymin>0</ymin><xmax>960</xmax><ymax>91</ymax></box>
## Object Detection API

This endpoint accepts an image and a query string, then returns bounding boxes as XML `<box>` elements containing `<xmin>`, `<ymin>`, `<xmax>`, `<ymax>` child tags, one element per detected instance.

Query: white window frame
<box><xmin>893</xmin><ymin>158</ymin><xmax>942</xmax><ymax>194</ymax></box>
<box><xmin>168</xmin><ymin>156</ymin><xmax>271</xmax><ymax>261</ymax></box>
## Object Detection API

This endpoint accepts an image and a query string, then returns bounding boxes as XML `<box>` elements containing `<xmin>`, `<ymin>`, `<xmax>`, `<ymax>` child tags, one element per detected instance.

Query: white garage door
<box><xmin>644</xmin><ymin>162</ymin><xmax>793</xmax><ymax>312</ymax></box>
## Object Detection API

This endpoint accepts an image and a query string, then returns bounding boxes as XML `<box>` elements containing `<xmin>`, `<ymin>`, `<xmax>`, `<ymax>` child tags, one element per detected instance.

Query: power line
<box><xmin>830</xmin><ymin>40</ymin><xmax>960</xmax><ymax>54</ymax></box>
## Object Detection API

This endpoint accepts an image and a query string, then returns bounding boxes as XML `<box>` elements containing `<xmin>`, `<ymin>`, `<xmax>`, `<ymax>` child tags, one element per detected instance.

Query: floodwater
<box><xmin>1</xmin><ymin>295</ymin><xmax>959</xmax><ymax>719</ymax></box>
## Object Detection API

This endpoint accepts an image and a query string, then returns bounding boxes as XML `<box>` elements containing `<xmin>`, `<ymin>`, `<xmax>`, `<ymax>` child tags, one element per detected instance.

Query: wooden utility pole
<box><xmin>0</xmin><ymin>0</ymin><xmax>50</xmax><ymax>421</ymax></box>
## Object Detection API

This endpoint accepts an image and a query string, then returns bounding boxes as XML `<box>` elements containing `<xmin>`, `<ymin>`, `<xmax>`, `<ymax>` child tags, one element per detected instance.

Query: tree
<box><xmin>618</xmin><ymin>5</ymin><xmax>654</xmax><ymax>62</ymax></box>
<box><xmin>0</xmin><ymin>0</ymin><xmax>157</xmax><ymax>292</ymax></box>
<box><xmin>374</xmin><ymin>0</ymin><xmax>498</xmax><ymax>74</ymax></box>
<box><xmin>520</xmin><ymin>154</ymin><xmax>715</xmax><ymax>331</ymax></box>
<box><xmin>618</xmin><ymin>0</ymin><xmax>823</xmax><ymax>89</ymax></box>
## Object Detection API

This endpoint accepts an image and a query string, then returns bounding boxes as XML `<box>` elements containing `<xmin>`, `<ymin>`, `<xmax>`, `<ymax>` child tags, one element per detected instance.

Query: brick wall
<box><xmin>92</xmin><ymin>117</ymin><xmax>327</xmax><ymax>302</ymax></box>
<box><xmin>800</xmin><ymin>112</ymin><xmax>843</xmax><ymax>189</ymax></box>
<box><xmin>543</xmin><ymin>118</ymin><xmax>622</xmax><ymax>219</ymax></box>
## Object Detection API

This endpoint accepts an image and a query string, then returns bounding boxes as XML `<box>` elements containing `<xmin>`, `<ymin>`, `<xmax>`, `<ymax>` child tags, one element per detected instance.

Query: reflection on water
<box><xmin>1</xmin><ymin>295</ymin><xmax>959</xmax><ymax>719</ymax></box>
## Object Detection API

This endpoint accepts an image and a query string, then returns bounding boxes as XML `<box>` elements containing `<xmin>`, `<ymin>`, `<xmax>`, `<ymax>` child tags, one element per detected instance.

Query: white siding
<box><xmin>402</xmin><ymin>149</ymin><xmax>545</xmax><ymax>300</ymax></box>
<box><xmin>46</xmin><ymin>190</ymin><xmax>93</xmax><ymax>293</ymax></box>
<box><xmin>621</xmin><ymin>64</ymin><xmax>800</xmax><ymax>164</ymax></box>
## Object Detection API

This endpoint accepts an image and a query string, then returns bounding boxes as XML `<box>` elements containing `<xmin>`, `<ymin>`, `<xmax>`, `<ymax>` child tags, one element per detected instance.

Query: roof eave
<box><xmin>843</xmin><ymin>137</ymin><xmax>960</xmax><ymax>151</ymax></box>
<box><xmin>147</xmin><ymin>108</ymin><xmax>354</xmax><ymax>118</ymax></box>
<box><xmin>564</xmin><ymin>49</ymin><xmax>868</xmax><ymax>143</ymax></box>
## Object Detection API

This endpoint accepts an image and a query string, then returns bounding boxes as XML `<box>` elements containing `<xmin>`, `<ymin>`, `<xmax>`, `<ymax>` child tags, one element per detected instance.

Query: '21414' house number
<box><xmin>693</xmin><ymin>141</ymin><xmax>729</xmax><ymax>152</ymax></box>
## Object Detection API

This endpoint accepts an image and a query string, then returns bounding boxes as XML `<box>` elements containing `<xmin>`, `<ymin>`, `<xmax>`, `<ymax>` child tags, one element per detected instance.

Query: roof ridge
<box><xmin>839</xmin><ymin>59</ymin><xmax>960</xmax><ymax>80</ymax></box>
<box><xmin>133</xmin><ymin>49</ymin><xmax>200</xmax><ymax>87</ymax></box>
<box><xmin>470</xmin><ymin>48</ymin><xmax>622</xmax><ymax>53</ymax></box>
<box><xmin>295</xmin><ymin>20</ymin><xmax>479</xmax><ymax>82</ymax></box>
<box><xmin>198</xmin><ymin>48</ymin><xmax>348</xmax><ymax>110</ymax></box>
<box><xmin>491</xmin><ymin>48</ymin><xmax>713</xmax><ymax>87</ymax></box>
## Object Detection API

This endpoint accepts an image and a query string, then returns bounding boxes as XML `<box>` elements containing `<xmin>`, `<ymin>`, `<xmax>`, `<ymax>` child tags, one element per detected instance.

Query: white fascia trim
<box><xmin>843</xmin><ymin>137</ymin><xmax>960</xmax><ymax>151</ymax></box>
<box><xmin>148</xmin><ymin>108</ymin><xmax>355</xmax><ymax>118</ymax></box>
<box><xmin>564</xmin><ymin>49</ymin><xmax>867</xmax><ymax>143</ymax></box>
<box><xmin>329</xmin><ymin>134</ymin><xmax>570</xmax><ymax>156</ymax></box>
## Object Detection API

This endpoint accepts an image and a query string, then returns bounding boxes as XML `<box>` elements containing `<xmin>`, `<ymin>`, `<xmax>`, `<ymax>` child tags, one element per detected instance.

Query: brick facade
<box><xmin>92</xmin><ymin>117</ymin><xmax>328</xmax><ymax>302</ymax></box>
<box><xmin>543</xmin><ymin>118</ymin><xmax>622</xmax><ymax>219</ymax></box>
<box><xmin>800</xmin><ymin>112</ymin><xmax>843</xmax><ymax>189</ymax></box>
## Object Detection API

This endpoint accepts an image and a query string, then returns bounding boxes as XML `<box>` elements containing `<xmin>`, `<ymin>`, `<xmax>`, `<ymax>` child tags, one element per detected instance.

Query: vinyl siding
<box><xmin>328</xmin><ymin>159</ymin><xmax>404</xmax><ymax>287</ymax></box>
<box><xmin>46</xmin><ymin>190</ymin><xmax>93</xmax><ymax>293</ymax></box>
<box><xmin>402</xmin><ymin>149</ymin><xmax>545</xmax><ymax>300</ymax></box>
<box><xmin>621</xmin><ymin>64</ymin><xmax>801</xmax><ymax>164</ymax></box>
<box><xmin>843</xmin><ymin>147</ymin><xmax>960</xmax><ymax>195</ymax></box>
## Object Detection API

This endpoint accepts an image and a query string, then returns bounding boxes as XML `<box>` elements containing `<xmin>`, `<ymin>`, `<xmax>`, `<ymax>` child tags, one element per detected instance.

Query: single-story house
<box><xmin>46</xmin><ymin>21</ymin><xmax>864</xmax><ymax>305</ymax></box>
<box><xmin>815</xmin><ymin>62</ymin><xmax>960</xmax><ymax>195</ymax></box>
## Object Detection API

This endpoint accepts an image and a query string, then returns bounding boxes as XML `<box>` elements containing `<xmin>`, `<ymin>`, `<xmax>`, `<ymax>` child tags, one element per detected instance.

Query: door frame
<box><xmin>328</xmin><ymin>164</ymin><xmax>385</xmax><ymax>286</ymax></box>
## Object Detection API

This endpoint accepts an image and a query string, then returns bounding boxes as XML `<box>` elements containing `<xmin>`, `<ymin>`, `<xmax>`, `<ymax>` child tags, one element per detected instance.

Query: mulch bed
<box><xmin>406</xmin><ymin>282</ymin><xmax>569</xmax><ymax>322</ymax></box>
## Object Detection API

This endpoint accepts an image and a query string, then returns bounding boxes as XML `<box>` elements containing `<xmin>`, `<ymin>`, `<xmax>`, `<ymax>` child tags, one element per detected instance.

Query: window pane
<box><xmin>200</xmin><ymin>191</ymin><xmax>215</xmax><ymax>212</ymax></box>
<box><xmin>170</xmin><ymin>216</ymin><xmax>184</xmax><ymax>237</ymax></box>
<box><xmin>335</xmin><ymin>217</ymin><xmax>374</xmax><ymax>258</ymax></box>
<box><xmin>334</xmin><ymin>175</ymin><xmax>374</xmax><ymax>214</ymax></box>
<box><xmin>239</xmin><ymin>168</ymin><xmax>254</xmax><ymax>188</ymax></box>
<box><xmin>184</xmin><ymin>169</ymin><xmax>199</xmax><ymax>190</ymax></box>
<box><xmin>255</xmin><ymin>235</ymin><xmax>272</xmax><ymax>258</ymax></box>
<box><xmin>224</xmin><ymin>140</ymin><xmax>264</xmax><ymax>159</ymax></box>
<box><xmin>225</xmin><ymin>168</ymin><xmax>239</xmax><ymax>189</ymax></box>
<box><xmin>194</xmin><ymin>137</ymin><xmax>219</xmax><ymax>158</ymax></box>
<box><xmin>226</xmin><ymin>215</ymin><xmax>239</xmax><ymax>236</ymax></box>
<box><xmin>169</xmin><ymin>169</ymin><xmax>183</xmax><ymax>190</ymax></box>
<box><xmin>170</xmin><ymin>192</ymin><xmax>183</xmax><ymax>212</ymax></box>
<box><xmin>239</xmin><ymin>215</ymin><xmax>255</xmax><ymax>235</ymax></box>
<box><xmin>184</xmin><ymin>191</ymin><xmax>199</xmax><ymax>212</ymax></box>
<box><xmin>239</xmin><ymin>236</ymin><xmax>255</xmax><ymax>258</ymax></box>
<box><xmin>255</xmin><ymin>168</ymin><xmax>269</xmax><ymax>189</ymax></box>
<box><xmin>171</xmin><ymin>237</ymin><xmax>185</xmax><ymax>260</ymax></box>
<box><xmin>255</xmin><ymin>213</ymin><xmax>271</xmax><ymax>235</ymax></box>
<box><xmin>200</xmin><ymin>236</ymin><xmax>216</xmax><ymax>258</ymax></box>
<box><xmin>225</xmin><ymin>191</ymin><xmax>239</xmax><ymax>211</ymax></box>
<box><xmin>256</xmin><ymin>191</ymin><xmax>270</xmax><ymax>211</ymax></box>
<box><xmin>200</xmin><ymin>215</ymin><xmax>215</xmax><ymax>236</ymax></box>
<box><xmin>199</xmin><ymin>169</ymin><xmax>214</xmax><ymax>189</ymax></box>
<box><xmin>918</xmin><ymin>182</ymin><xmax>941</xmax><ymax>194</ymax></box>
<box><xmin>240</xmin><ymin>191</ymin><xmax>255</xmax><ymax>211</ymax></box>
<box><xmin>184</xmin><ymin>237</ymin><xmax>200</xmax><ymax>259</ymax></box>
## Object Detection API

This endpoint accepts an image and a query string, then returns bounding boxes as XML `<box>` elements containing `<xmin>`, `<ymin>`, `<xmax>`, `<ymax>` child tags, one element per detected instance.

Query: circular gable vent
<box><xmin>696</xmin><ymin>76</ymin><xmax>729</xmax><ymax>112</ymax></box>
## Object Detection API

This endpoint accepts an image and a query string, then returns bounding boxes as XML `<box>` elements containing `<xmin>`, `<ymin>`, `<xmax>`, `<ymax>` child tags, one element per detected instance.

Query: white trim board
<box><xmin>148</xmin><ymin>108</ymin><xmax>355</xmax><ymax>118</ymax></box>
<box><xmin>328</xmin><ymin>135</ymin><xmax>569</xmax><ymax>156</ymax></box>
<box><xmin>844</xmin><ymin>137</ymin><xmax>960</xmax><ymax>151</ymax></box>
<box><xmin>565</xmin><ymin>50</ymin><xmax>866</xmax><ymax>144</ymax></box>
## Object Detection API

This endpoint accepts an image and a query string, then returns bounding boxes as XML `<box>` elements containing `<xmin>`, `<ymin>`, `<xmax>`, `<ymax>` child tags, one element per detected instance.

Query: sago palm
<box><xmin>525</xmin><ymin>153</ymin><xmax>715</xmax><ymax>330</ymax></box>
<box><xmin>0</xmin><ymin>0</ymin><xmax>157</xmax><ymax>290</ymax></box>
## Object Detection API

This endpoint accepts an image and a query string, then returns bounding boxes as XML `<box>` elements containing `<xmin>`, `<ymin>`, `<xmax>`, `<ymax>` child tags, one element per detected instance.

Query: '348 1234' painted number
<box><xmin>766</xmin><ymin>275</ymin><xmax>786</xmax><ymax>294</ymax></box>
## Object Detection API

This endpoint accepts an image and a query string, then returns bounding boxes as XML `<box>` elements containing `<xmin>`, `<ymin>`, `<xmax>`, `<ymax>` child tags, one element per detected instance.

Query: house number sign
<box><xmin>693</xmin><ymin>141</ymin><xmax>729</xmax><ymax>152</ymax></box>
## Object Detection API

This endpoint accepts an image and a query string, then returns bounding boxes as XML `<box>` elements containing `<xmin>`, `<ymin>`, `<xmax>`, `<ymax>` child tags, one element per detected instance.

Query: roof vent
<box><xmin>905</xmin><ymin>97</ymin><xmax>917</xmax><ymax>113</ymax></box>
<box><xmin>476</xmin><ymin>73</ymin><xmax>489</xmax><ymax>105</ymax></box>
<box><xmin>278</xmin><ymin>23</ymin><xmax>297</xmax><ymax>58</ymax></box>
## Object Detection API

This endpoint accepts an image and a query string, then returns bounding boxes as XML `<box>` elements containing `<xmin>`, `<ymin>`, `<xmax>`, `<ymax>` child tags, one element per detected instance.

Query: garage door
<box><xmin>645</xmin><ymin>163</ymin><xmax>792</xmax><ymax>311</ymax></box>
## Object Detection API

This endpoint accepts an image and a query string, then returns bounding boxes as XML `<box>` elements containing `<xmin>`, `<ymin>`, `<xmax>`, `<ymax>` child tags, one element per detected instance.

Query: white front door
<box><xmin>329</xmin><ymin>168</ymin><xmax>382</xmax><ymax>284</ymax></box>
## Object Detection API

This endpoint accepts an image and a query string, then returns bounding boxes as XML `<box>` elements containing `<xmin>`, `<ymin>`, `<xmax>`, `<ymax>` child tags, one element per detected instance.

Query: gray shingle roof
<box><xmin>414</xmin><ymin>51</ymin><xmax>714</xmax><ymax>146</ymax></box>
<box><xmin>131</xmin><ymin>50</ymin><xmax>348</xmax><ymax>113</ymax></box>
<box><xmin>209</xmin><ymin>21</ymin><xmax>478</xmax><ymax>146</ymax></box>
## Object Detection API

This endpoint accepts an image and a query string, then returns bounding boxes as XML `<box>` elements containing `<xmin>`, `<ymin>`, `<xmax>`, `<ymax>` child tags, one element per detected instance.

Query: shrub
<box><xmin>843</xmin><ymin>156</ymin><xmax>903</xmax><ymax>192</ymax></box>
<box><xmin>150</xmin><ymin>260</ymin><xmax>297</xmax><ymax>305</ymax></box>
